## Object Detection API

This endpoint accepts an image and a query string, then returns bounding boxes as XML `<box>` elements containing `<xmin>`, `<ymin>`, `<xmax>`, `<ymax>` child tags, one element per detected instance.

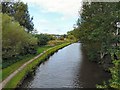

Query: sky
<box><xmin>22</xmin><ymin>0</ymin><xmax>82</xmax><ymax>35</ymax></box>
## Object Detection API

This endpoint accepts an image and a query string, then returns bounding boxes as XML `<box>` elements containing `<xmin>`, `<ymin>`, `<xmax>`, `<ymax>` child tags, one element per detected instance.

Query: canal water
<box><xmin>20</xmin><ymin>43</ymin><xmax>110</xmax><ymax>88</ymax></box>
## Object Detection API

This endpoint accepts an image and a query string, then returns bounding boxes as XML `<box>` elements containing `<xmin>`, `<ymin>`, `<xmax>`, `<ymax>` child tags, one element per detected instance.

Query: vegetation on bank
<box><xmin>2</xmin><ymin>46</ymin><xmax>53</xmax><ymax>81</ymax></box>
<box><xmin>97</xmin><ymin>60</ymin><xmax>120</xmax><ymax>88</ymax></box>
<box><xmin>69</xmin><ymin>2</ymin><xmax>120</xmax><ymax>88</ymax></box>
<box><xmin>4</xmin><ymin>43</ymin><xmax>71</xmax><ymax>88</ymax></box>
<box><xmin>2</xmin><ymin>13</ymin><xmax>37</xmax><ymax>69</ymax></box>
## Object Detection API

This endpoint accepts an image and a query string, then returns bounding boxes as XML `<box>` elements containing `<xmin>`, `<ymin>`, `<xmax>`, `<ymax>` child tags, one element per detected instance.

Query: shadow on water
<box><xmin>73</xmin><ymin>45</ymin><xmax>111</xmax><ymax>88</ymax></box>
<box><xmin>19</xmin><ymin>43</ymin><xmax>110</xmax><ymax>88</ymax></box>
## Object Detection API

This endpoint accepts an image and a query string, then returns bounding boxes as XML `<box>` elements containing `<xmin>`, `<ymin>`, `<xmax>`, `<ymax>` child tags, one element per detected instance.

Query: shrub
<box><xmin>2</xmin><ymin>14</ymin><xmax>37</xmax><ymax>60</ymax></box>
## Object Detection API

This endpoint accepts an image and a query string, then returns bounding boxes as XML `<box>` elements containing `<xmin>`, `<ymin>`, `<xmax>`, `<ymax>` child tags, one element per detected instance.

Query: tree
<box><xmin>72</xmin><ymin>2</ymin><xmax>120</xmax><ymax>61</ymax></box>
<box><xmin>36</xmin><ymin>34</ymin><xmax>51</xmax><ymax>46</ymax></box>
<box><xmin>67</xmin><ymin>28</ymin><xmax>80</xmax><ymax>40</ymax></box>
<box><xmin>2</xmin><ymin>13</ymin><xmax>37</xmax><ymax>60</ymax></box>
<box><xmin>2</xmin><ymin>1</ymin><xmax>34</xmax><ymax>33</ymax></box>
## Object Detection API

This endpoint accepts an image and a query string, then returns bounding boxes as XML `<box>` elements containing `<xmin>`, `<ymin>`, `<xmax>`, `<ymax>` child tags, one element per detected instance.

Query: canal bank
<box><xmin>19</xmin><ymin>43</ymin><xmax>110</xmax><ymax>88</ymax></box>
<box><xmin>2</xmin><ymin>42</ymin><xmax>71</xmax><ymax>88</ymax></box>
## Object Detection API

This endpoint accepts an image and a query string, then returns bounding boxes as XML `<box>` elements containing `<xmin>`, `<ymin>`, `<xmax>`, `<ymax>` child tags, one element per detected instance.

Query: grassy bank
<box><xmin>4</xmin><ymin>42</ymin><xmax>71</xmax><ymax>88</ymax></box>
<box><xmin>2</xmin><ymin>46</ymin><xmax>53</xmax><ymax>81</ymax></box>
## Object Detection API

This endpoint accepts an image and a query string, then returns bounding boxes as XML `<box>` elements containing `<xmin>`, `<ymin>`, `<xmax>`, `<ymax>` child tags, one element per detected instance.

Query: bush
<box><xmin>2</xmin><ymin>14</ymin><xmax>37</xmax><ymax>60</ymax></box>
<box><xmin>97</xmin><ymin>60</ymin><xmax>120</xmax><ymax>89</ymax></box>
<box><xmin>109</xmin><ymin>60</ymin><xmax>120</xmax><ymax>88</ymax></box>
<box><xmin>36</xmin><ymin>34</ymin><xmax>51</xmax><ymax>46</ymax></box>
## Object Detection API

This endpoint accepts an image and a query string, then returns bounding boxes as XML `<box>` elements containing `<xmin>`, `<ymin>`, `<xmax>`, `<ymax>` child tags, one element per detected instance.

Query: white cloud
<box><xmin>21</xmin><ymin>0</ymin><xmax>82</xmax><ymax>34</ymax></box>
<box><xmin>22</xmin><ymin>0</ymin><xmax>82</xmax><ymax>17</ymax></box>
<box><xmin>60</xmin><ymin>16</ymin><xmax>68</xmax><ymax>21</ymax></box>
<box><xmin>38</xmin><ymin>19</ymin><xmax>50</xmax><ymax>25</ymax></box>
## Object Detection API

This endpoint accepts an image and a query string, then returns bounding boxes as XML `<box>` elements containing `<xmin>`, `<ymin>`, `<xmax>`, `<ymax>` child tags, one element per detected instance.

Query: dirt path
<box><xmin>0</xmin><ymin>49</ymin><xmax>50</xmax><ymax>89</ymax></box>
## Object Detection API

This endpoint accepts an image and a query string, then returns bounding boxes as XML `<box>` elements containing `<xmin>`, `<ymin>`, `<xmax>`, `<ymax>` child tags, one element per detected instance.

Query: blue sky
<box><xmin>23</xmin><ymin>0</ymin><xmax>82</xmax><ymax>35</ymax></box>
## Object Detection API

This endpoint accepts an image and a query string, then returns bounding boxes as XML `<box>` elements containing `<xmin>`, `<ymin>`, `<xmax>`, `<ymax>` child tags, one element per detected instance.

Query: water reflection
<box><xmin>20</xmin><ymin>43</ymin><xmax>110</xmax><ymax>88</ymax></box>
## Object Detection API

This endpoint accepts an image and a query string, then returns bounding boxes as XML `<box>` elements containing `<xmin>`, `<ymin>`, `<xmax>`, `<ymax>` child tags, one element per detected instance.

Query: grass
<box><xmin>4</xmin><ymin>42</ymin><xmax>71</xmax><ymax>88</ymax></box>
<box><xmin>37</xmin><ymin>46</ymin><xmax>52</xmax><ymax>54</ymax></box>
<box><xmin>2</xmin><ymin>45</ymin><xmax>53</xmax><ymax>81</ymax></box>
<box><xmin>2</xmin><ymin>55</ymin><xmax>34</xmax><ymax>81</ymax></box>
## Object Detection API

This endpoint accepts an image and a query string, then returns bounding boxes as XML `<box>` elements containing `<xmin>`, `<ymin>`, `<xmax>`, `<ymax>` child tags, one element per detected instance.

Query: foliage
<box><xmin>2</xmin><ymin>1</ymin><xmax>34</xmax><ymax>33</ymax></box>
<box><xmin>67</xmin><ymin>28</ymin><xmax>80</xmax><ymax>40</ymax></box>
<box><xmin>71</xmin><ymin>2</ymin><xmax>120</xmax><ymax>61</ymax></box>
<box><xmin>67</xmin><ymin>31</ymin><xmax>77</xmax><ymax>42</ymax></box>
<box><xmin>109</xmin><ymin>60</ymin><xmax>120</xmax><ymax>88</ymax></box>
<box><xmin>97</xmin><ymin>60</ymin><xmax>120</xmax><ymax>89</ymax></box>
<box><xmin>2</xmin><ymin>14</ymin><xmax>37</xmax><ymax>60</ymax></box>
<box><xmin>35</xmin><ymin>34</ymin><xmax>53</xmax><ymax>46</ymax></box>
<box><xmin>47</xmin><ymin>40</ymin><xmax>66</xmax><ymax>46</ymax></box>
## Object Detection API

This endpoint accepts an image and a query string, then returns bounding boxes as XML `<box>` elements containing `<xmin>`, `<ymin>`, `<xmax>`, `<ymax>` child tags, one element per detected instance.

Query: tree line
<box><xmin>69</xmin><ymin>2</ymin><xmax>120</xmax><ymax>88</ymax></box>
<box><xmin>71</xmin><ymin>2</ymin><xmax>120</xmax><ymax>61</ymax></box>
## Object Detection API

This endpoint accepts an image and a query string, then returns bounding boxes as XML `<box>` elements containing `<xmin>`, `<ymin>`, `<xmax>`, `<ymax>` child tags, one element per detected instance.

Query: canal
<box><xmin>20</xmin><ymin>43</ymin><xmax>110</xmax><ymax>88</ymax></box>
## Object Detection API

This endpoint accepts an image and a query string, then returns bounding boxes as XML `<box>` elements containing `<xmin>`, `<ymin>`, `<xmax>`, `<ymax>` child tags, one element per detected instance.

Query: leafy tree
<box><xmin>2</xmin><ymin>13</ymin><xmax>37</xmax><ymax>60</ymax></box>
<box><xmin>36</xmin><ymin>34</ymin><xmax>51</xmax><ymax>46</ymax></box>
<box><xmin>72</xmin><ymin>2</ymin><xmax>120</xmax><ymax>61</ymax></box>
<box><xmin>67</xmin><ymin>32</ymin><xmax>76</xmax><ymax>41</ymax></box>
<box><xmin>2</xmin><ymin>1</ymin><xmax>34</xmax><ymax>33</ymax></box>
<box><xmin>67</xmin><ymin>29</ymin><xmax>80</xmax><ymax>41</ymax></box>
